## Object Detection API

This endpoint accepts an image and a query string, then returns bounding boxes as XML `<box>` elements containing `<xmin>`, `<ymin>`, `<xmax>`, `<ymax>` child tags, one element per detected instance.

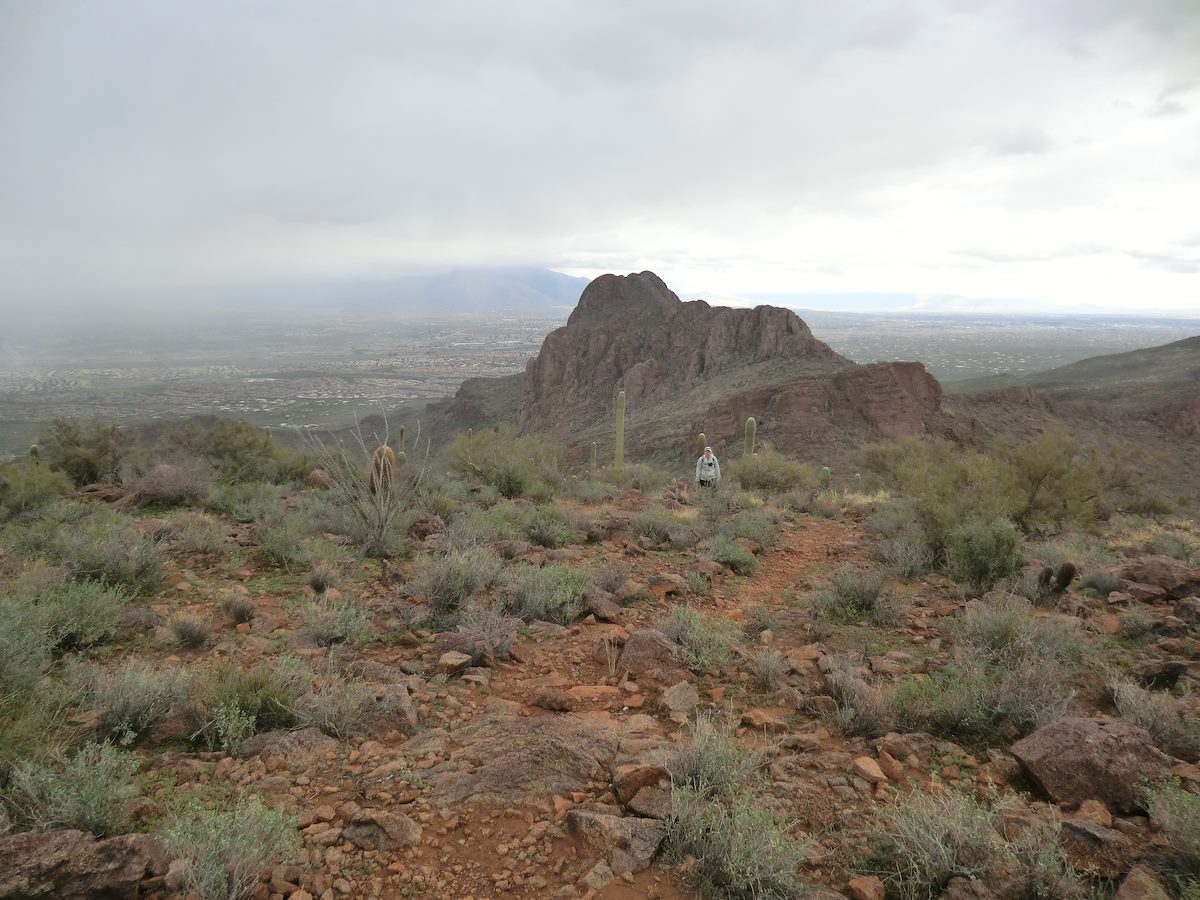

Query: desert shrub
<box><xmin>0</xmin><ymin>599</ymin><xmax>57</xmax><ymax>692</ymax></box>
<box><xmin>412</xmin><ymin>547</ymin><xmax>504</xmax><ymax>619</ymax></box>
<box><xmin>686</xmin><ymin>571</ymin><xmax>711</xmax><ymax>597</ymax></box>
<box><xmin>781</xmin><ymin>489</ymin><xmax>839</xmax><ymax>519</ymax></box>
<box><xmin>662</xmin><ymin>713</ymin><xmax>762</xmax><ymax>799</ymax></box>
<box><xmin>37</xmin><ymin>417</ymin><xmax>126</xmax><ymax>486</ymax></box>
<box><xmin>0</xmin><ymin>686</ymin><xmax>73</xmax><ymax>781</ymax></box>
<box><xmin>728</xmin><ymin>509</ymin><xmax>776</xmax><ymax>546</ymax></box>
<box><xmin>728</xmin><ymin>446</ymin><xmax>815</xmax><ymax>493</ymax></box>
<box><xmin>160</xmin><ymin>418</ymin><xmax>306</xmax><ymax>484</ymax></box>
<box><xmin>31</xmin><ymin>578</ymin><xmax>132</xmax><ymax>649</ymax></box>
<box><xmin>956</xmin><ymin>595</ymin><xmax>1084</xmax><ymax>664</ymax></box>
<box><xmin>126</xmin><ymin>456</ymin><xmax>215</xmax><ymax>506</ymax></box>
<box><xmin>873</xmin><ymin>530</ymin><xmax>935</xmax><ymax>578</ymax></box>
<box><xmin>1078</xmin><ymin>570</ymin><xmax>1119</xmax><ymax>596</ymax></box>
<box><xmin>186</xmin><ymin>660</ymin><xmax>306</xmax><ymax>748</ymax></box>
<box><xmin>658</xmin><ymin>605</ymin><xmax>737</xmax><ymax>672</ymax></box>
<box><xmin>524</xmin><ymin>507</ymin><xmax>579</xmax><ymax>548</ymax></box>
<box><xmin>0</xmin><ymin>459</ymin><xmax>72</xmax><ymax>521</ymax></box>
<box><xmin>452</xmin><ymin>606</ymin><xmax>522</xmax><ymax>665</ymax></box>
<box><xmin>449</xmin><ymin>425</ymin><xmax>563</xmax><ymax>499</ymax></box>
<box><xmin>295</xmin><ymin>671</ymin><xmax>376</xmax><ymax>739</ymax></box>
<box><xmin>743</xmin><ymin>604</ymin><xmax>780</xmax><ymax>637</ymax></box>
<box><xmin>813</xmin><ymin>566</ymin><xmax>906</xmax><ymax>626</ymax></box>
<box><xmin>43</xmin><ymin>510</ymin><xmax>164</xmax><ymax>593</ymax></box>
<box><xmin>292</xmin><ymin>491</ymin><xmax>353</xmax><ymax>537</ymax></box>
<box><xmin>695</xmin><ymin>484</ymin><xmax>735</xmax><ymax>525</ymax></box>
<box><xmin>221</xmin><ymin>592</ymin><xmax>256</xmax><ymax>625</ymax></box>
<box><xmin>1147</xmin><ymin>781</ymin><xmax>1200</xmax><ymax>875</ymax></box>
<box><xmin>7</xmin><ymin>742</ymin><xmax>139</xmax><ymax>836</ymax></box>
<box><xmin>944</xmin><ymin>520</ymin><xmax>1023</xmax><ymax>592</ymax></box>
<box><xmin>710</xmin><ymin>537</ymin><xmax>758</xmax><ymax>576</ymax></box>
<box><xmin>1118</xmin><ymin>606</ymin><xmax>1157</xmax><ymax>639</ymax></box>
<box><xmin>162</xmin><ymin>795</ymin><xmax>300</xmax><ymax>900</ymax></box>
<box><xmin>506</xmin><ymin>565</ymin><xmax>589</xmax><ymax>624</ymax></box>
<box><xmin>297</xmin><ymin>594</ymin><xmax>371</xmax><ymax>646</ymax></box>
<box><xmin>1003</xmin><ymin>427</ymin><xmax>1101</xmax><ymax>533</ymax></box>
<box><xmin>205</xmin><ymin>481</ymin><xmax>285</xmax><ymax>523</ymax></box>
<box><xmin>1148</xmin><ymin>531</ymin><xmax>1199</xmax><ymax>563</ymax></box>
<box><xmin>1011</xmin><ymin>568</ymin><xmax>1057</xmax><ymax>607</ymax></box>
<box><xmin>417</xmin><ymin>481</ymin><xmax>463</xmax><ymax>522</ymax></box>
<box><xmin>592</xmin><ymin>560</ymin><xmax>630</xmax><ymax>594</ymax></box>
<box><xmin>747</xmin><ymin>649</ymin><xmax>789</xmax><ymax>691</ymax></box>
<box><xmin>665</xmin><ymin>785</ymin><xmax>809</xmax><ymax>899</ymax></box>
<box><xmin>171</xmin><ymin>616</ymin><xmax>210</xmax><ymax>648</ymax></box>
<box><xmin>563</xmin><ymin>477</ymin><xmax>614</xmax><ymax>504</ymax></box>
<box><xmin>631</xmin><ymin>506</ymin><xmax>682</xmax><ymax>544</ymax></box>
<box><xmin>824</xmin><ymin>653</ymin><xmax>891</xmax><ymax>738</ymax></box>
<box><xmin>1026</xmin><ymin>533</ymin><xmax>1115</xmax><ymax>569</ymax></box>
<box><xmin>1110</xmin><ymin>679</ymin><xmax>1200</xmax><ymax>761</ymax></box>
<box><xmin>444</xmin><ymin>511</ymin><xmax>505</xmax><ymax>551</ymax></box>
<box><xmin>254</xmin><ymin>516</ymin><xmax>307</xmax><ymax>571</ymax></box>
<box><xmin>86</xmin><ymin>659</ymin><xmax>185</xmax><ymax>745</ymax></box>
<box><xmin>168</xmin><ymin>513</ymin><xmax>227</xmax><ymax>555</ymax></box>
<box><xmin>861</xmin><ymin>789</ymin><xmax>1073</xmax><ymax>900</ymax></box>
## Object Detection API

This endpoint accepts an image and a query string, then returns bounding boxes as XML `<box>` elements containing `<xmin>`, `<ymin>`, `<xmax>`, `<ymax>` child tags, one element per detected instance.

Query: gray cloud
<box><xmin>0</xmin><ymin>0</ymin><xmax>1198</xmax><ymax>310</ymax></box>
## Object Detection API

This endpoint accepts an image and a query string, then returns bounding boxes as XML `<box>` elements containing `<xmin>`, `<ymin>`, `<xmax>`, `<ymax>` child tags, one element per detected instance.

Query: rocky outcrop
<box><xmin>448</xmin><ymin>270</ymin><xmax>943</xmax><ymax>450</ymax></box>
<box><xmin>0</xmin><ymin>829</ymin><xmax>168</xmax><ymax>899</ymax></box>
<box><xmin>1011</xmin><ymin>717</ymin><xmax>1172</xmax><ymax>813</ymax></box>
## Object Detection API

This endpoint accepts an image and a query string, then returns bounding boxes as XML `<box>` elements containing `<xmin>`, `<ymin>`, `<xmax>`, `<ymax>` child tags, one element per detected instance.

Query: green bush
<box><xmin>662</xmin><ymin>713</ymin><xmax>762</xmax><ymax>800</ymax></box>
<box><xmin>710</xmin><ymin>537</ymin><xmax>758</xmax><ymax>576</ymax></box>
<box><xmin>255</xmin><ymin>516</ymin><xmax>308</xmax><ymax>571</ymax></box>
<box><xmin>171</xmin><ymin>616</ymin><xmax>210</xmax><ymax>648</ymax></box>
<box><xmin>944</xmin><ymin>520</ymin><xmax>1023</xmax><ymax>591</ymax></box>
<box><xmin>295</xmin><ymin>670</ymin><xmax>376</xmax><ymax>739</ymax></box>
<box><xmin>872</xmin><ymin>530</ymin><xmax>935</xmax><ymax>578</ymax></box>
<box><xmin>186</xmin><ymin>659</ymin><xmax>307</xmax><ymax>749</ymax></box>
<box><xmin>747</xmin><ymin>649</ymin><xmax>789</xmax><ymax>691</ymax></box>
<box><xmin>862</xmin><ymin>789</ymin><xmax>1075</xmax><ymax>900</ymax></box>
<box><xmin>0</xmin><ymin>460</ymin><xmax>72</xmax><ymax>521</ymax></box>
<box><xmin>449</xmin><ymin>425</ymin><xmax>563</xmax><ymax>499</ymax></box>
<box><xmin>0</xmin><ymin>599</ymin><xmax>56</xmax><ymax>692</ymax></box>
<box><xmin>413</xmin><ymin>547</ymin><xmax>504</xmax><ymax>619</ymax></box>
<box><xmin>1110</xmin><ymin>679</ymin><xmax>1200</xmax><ymax>762</ymax></box>
<box><xmin>813</xmin><ymin>567</ymin><xmax>907</xmax><ymax>627</ymax></box>
<box><xmin>506</xmin><ymin>565</ymin><xmax>589</xmax><ymax>624</ymax></box>
<box><xmin>205</xmin><ymin>481</ymin><xmax>285</xmax><ymax>523</ymax></box>
<box><xmin>658</xmin><ymin>605</ymin><xmax>737</xmax><ymax>672</ymax></box>
<box><xmin>159</xmin><ymin>418</ymin><xmax>306</xmax><ymax>484</ymax></box>
<box><xmin>162</xmin><ymin>795</ymin><xmax>300</xmax><ymax>900</ymax></box>
<box><xmin>298</xmin><ymin>594</ymin><xmax>371</xmax><ymax>646</ymax></box>
<box><xmin>7</xmin><ymin>742</ymin><xmax>139</xmax><ymax>836</ymax></box>
<box><xmin>86</xmin><ymin>659</ymin><xmax>185</xmax><ymax>745</ymax></box>
<box><xmin>524</xmin><ymin>508</ymin><xmax>579</xmax><ymax>548</ymax></box>
<box><xmin>728</xmin><ymin>445</ymin><xmax>815</xmax><ymax>493</ymax></box>
<box><xmin>42</xmin><ymin>510</ymin><xmax>164</xmax><ymax>593</ymax></box>
<box><xmin>1147</xmin><ymin>781</ymin><xmax>1200</xmax><ymax>875</ymax></box>
<box><xmin>167</xmin><ymin>513</ymin><xmax>227</xmax><ymax>554</ymax></box>
<box><xmin>631</xmin><ymin>506</ymin><xmax>682</xmax><ymax>544</ymax></box>
<box><xmin>37</xmin><ymin>418</ymin><xmax>126</xmax><ymax>486</ymax></box>
<box><xmin>728</xmin><ymin>510</ymin><xmax>777</xmax><ymax>546</ymax></box>
<box><xmin>126</xmin><ymin>456</ymin><xmax>215</xmax><ymax>506</ymax></box>
<box><xmin>665</xmin><ymin>785</ymin><xmax>809</xmax><ymax>899</ymax></box>
<box><xmin>1119</xmin><ymin>606</ymin><xmax>1157</xmax><ymax>639</ymax></box>
<box><xmin>33</xmin><ymin>578</ymin><xmax>132</xmax><ymax>649</ymax></box>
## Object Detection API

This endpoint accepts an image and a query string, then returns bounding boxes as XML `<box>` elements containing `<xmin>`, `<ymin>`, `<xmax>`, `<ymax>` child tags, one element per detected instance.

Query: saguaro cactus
<box><xmin>820</xmin><ymin>466</ymin><xmax>831</xmax><ymax>489</ymax></box>
<box><xmin>28</xmin><ymin>444</ymin><xmax>39</xmax><ymax>460</ymax></box>
<box><xmin>398</xmin><ymin>424</ymin><xmax>406</xmax><ymax>455</ymax></box>
<box><xmin>614</xmin><ymin>390</ymin><xmax>626</xmax><ymax>469</ymax></box>
<box><xmin>697</xmin><ymin>432</ymin><xmax>706</xmax><ymax>457</ymax></box>
<box><xmin>744</xmin><ymin>417</ymin><xmax>756</xmax><ymax>456</ymax></box>
<box><xmin>590</xmin><ymin>441</ymin><xmax>597</xmax><ymax>470</ymax></box>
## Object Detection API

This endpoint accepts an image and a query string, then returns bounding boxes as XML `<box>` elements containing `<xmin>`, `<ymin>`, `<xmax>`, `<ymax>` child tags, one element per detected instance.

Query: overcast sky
<box><xmin>1</xmin><ymin>1</ymin><xmax>1198</xmax><ymax>314</ymax></box>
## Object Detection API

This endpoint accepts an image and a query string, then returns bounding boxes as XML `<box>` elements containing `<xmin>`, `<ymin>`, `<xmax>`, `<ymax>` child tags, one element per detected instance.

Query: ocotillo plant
<box><xmin>744</xmin><ymin>417</ymin><xmax>756</xmax><ymax>456</ymax></box>
<box><xmin>819</xmin><ymin>466</ymin><xmax>831</xmax><ymax>489</ymax></box>
<box><xmin>614</xmin><ymin>390</ymin><xmax>626</xmax><ymax>469</ymax></box>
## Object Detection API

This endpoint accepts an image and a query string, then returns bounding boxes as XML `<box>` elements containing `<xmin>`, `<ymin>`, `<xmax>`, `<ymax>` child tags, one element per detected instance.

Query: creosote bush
<box><xmin>709</xmin><ymin>536</ymin><xmax>758</xmax><ymax>576</ymax></box>
<box><xmin>524</xmin><ymin>507</ymin><xmax>579</xmax><ymax>549</ymax></box>
<box><xmin>0</xmin><ymin>459</ymin><xmax>71</xmax><ymax>522</ymax></box>
<box><xmin>727</xmin><ymin>445</ymin><xmax>814</xmax><ymax>493</ymax></box>
<box><xmin>85</xmin><ymin>659</ymin><xmax>186</xmax><ymax>745</ymax></box>
<box><xmin>1110</xmin><ymin>678</ymin><xmax>1200</xmax><ymax>762</ymax></box>
<box><xmin>162</xmin><ymin>795</ymin><xmax>300</xmax><ymax>900</ymax></box>
<box><xmin>944</xmin><ymin>520</ymin><xmax>1023</xmax><ymax>592</ymax></box>
<box><xmin>298</xmin><ymin>594</ymin><xmax>371</xmax><ymax>646</ymax></box>
<box><xmin>185</xmin><ymin>658</ymin><xmax>308</xmax><ymax>750</ymax></box>
<box><xmin>413</xmin><ymin>547</ymin><xmax>504</xmax><ymax>620</ymax></box>
<box><xmin>449</xmin><ymin>425</ymin><xmax>563</xmax><ymax>499</ymax></box>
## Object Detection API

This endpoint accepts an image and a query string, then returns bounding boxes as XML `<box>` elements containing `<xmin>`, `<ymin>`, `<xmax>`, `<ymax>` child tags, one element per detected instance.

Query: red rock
<box><xmin>848</xmin><ymin>875</ymin><xmax>885</xmax><ymax>900</ymax></box>
<box><xmin>852</xmin><ymin>757</ymin><xmax>887</xmax><ymax>784</ymax></box>
<box><xmin>1116</xmin><ymin>866</ymin><xmax>1171</xmax><ymax>900</ymax></box>
<box><xmin>740</xmin><ymin>709</ymin><xmax>787</xmax><ymax>732</ymax></box>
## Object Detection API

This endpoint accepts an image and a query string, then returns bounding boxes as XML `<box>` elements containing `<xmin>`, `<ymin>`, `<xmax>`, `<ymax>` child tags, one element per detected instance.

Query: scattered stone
<box><xmin>848</xmin><ymin>875</ymin><xmax>886</xmax><ymax>900</ymax></box>
<box><xmin>1011</xmin><ymin>717</ymin><xmax>1172</xmax><ymax>813</ymax></box>
<box><xmin>659</xmin><ymin>682</ymin><xmax>699</xmax><ymax>716</ymax></box>
<box><xmin>582</xmin><ymin>585</ymin><xmax>625</xmax><ymax>624</ymax></box>
<box><xmin>740</xmin><ymin>709</ymin><xmax>787</xmax><ymax>732</ymax></box>
<box><xmin>437</xmin><ymin>651</ymin><xmax>473</xmax><ymax>675</ymax></box>
<box><xmin>853</xmin><ymin>757</ymin><xmax>887</xmax><ymax>785</ymax></box>
<box><xmin>617</xmin><ymin>629</ymin><xmax>683</xmax><ymax>677</ymax></box>
<box><xmin>1116</xmin><ymin>866</ymin><xmax>1171</xmax><ymax>900</ymax></box>
<box><xmin>1119</xmin><ymin>556</ymin><xmax>1200</xmax><ymax>599</ymax></box>
<box><xmin>565</xmin><ymin>810</ymin><xmax>666</xmax><ymax>875</ymax></box>
<box><xmin>342</xmin><ymin>809</ymin><xmax>422</xmax><ymax>850</ymax></box>
<box><xmin>1060</xmin><ymin>819</ymin><xmax>1133</xmax><ymax>878</ymax></box>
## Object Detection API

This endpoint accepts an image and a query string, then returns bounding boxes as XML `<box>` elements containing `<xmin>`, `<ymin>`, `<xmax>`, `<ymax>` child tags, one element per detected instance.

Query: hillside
<box><xmin>444</xmin><ymin>272</ymin><xmax>945</xmax><ymax>464</ymax></box>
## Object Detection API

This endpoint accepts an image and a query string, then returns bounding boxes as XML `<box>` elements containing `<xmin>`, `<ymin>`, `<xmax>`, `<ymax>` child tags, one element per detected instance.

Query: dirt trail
<box><xmin>719</xmin><ymin>515</ymin><xmax>868</xmax><ymax>615</ymax></box>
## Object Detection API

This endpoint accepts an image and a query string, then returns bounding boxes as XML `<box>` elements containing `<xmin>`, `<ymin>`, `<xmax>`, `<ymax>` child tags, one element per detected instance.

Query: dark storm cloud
<box><xmin>0</xmin><ymin>0</ymin><xmax>1197</xmax><ymax>310</ymax></box>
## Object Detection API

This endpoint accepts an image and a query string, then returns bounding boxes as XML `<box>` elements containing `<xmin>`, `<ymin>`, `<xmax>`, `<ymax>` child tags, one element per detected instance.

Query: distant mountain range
<box><xmin>325</xmin><ymin>267</ymin><xmax>590</xmax><ymax>315</ymax></box>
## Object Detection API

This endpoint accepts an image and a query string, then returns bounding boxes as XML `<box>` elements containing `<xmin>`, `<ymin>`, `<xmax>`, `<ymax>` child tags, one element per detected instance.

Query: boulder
<box><xmin>582</xmin><ymin>585</ymin><xmax>625</xmax><ymax>624</ymax></box>
<box><xmin>0</xmin><ymin>830</ymin><xmax>167</xmax><ymax>899</ymax></box>
<box><xmin>1116</xmin><ymin>866</ymin><xmax>1171</xmax><ymax>900</ymax></box>
<box><xmin>617</xmin><ymin>629</ymin><xmax>683</xmax><ymax>677</ymax></box>
<box><xmin>428</xmin><ymin>714</ymin><xmax>619</xmax><ymax>807</ymax></box>
<box><xmin>658</xmin><ymin>681</ymin><xmax>699</xmax><ymax>717</ymax></box>
<box><xmin>1118</xmin><ymin>556</ymin><xmax>1200</xmax><ymax>599</ymax></box>
<box><xmin>1011</xmin><ymin>717</ymin><xmax>1172</xmax><ymax>813</ymax></box>
<box><xmin>342</xmin><ymin>809</ymin><xmax>422</xmax><ymax>850</ymax></box>
<box><xmin>565</xmin><ymin>809</ymin><xmax>666</xmax><ymax>875</ymax></box>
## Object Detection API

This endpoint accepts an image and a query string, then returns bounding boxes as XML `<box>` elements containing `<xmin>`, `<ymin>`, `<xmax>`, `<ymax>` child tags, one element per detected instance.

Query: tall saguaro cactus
<box><xmin>697</xmin><ymin>432</ymin><xmax>706</xmax><ymax>457</ymax></box>
<box><xmin>744</xmin><ymin>416</ymin><xmax>757</xmax><ymax>456</ymax></box>
<box><xmin>614</xmin><ymin>390</ymin><xmax>626</xmax><ymax>469</ymax></box>
<box><xmin>398</xmin><ymin>424</ymin><xmax>406</xmax><ymax>455</ymax></box>
<box><xmin>590</xmin><ymin>441</ymin><xmax>597</xmax><ymax>471</ymax></box>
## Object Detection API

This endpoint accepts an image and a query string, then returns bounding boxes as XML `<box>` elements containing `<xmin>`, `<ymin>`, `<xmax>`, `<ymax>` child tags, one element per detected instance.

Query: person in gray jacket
<box><xmin>695</xmin><ymin>446</ymin><xmax>721</xmax><ymax>487</ymax></box>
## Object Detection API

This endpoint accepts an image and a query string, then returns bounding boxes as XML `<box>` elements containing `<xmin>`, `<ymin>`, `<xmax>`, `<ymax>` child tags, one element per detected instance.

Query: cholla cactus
<box><xmin>744</xmin><ymin>417</ymin><xmax>756</xmax><ymax>456</ymax></box>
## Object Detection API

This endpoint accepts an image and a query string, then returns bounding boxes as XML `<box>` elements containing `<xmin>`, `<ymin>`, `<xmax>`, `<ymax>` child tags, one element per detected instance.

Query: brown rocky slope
<box><xmin>447</xmin><ymin>271</ymin><xmax>943</xmax><ymax>462</ymax></box>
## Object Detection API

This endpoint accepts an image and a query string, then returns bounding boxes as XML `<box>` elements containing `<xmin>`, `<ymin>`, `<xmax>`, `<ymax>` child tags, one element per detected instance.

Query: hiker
<box><xmin>695</xmin><ymin>446</ymin><xmax>721</xmax><ymax>488</ymax></box>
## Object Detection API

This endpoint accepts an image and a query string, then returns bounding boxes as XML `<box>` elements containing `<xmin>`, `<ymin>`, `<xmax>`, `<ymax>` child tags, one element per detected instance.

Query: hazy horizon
<box><xmin>2</xmin><ymin>2</ymin><xmax>1198</xmax><ymax>316</ymax></box>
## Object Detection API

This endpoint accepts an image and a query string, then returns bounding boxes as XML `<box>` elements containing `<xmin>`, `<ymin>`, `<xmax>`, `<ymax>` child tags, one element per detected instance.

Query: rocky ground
<box><xmin>3</xmin><ymin>476</ymin><xmax>1200</xmax><ymax>900</ymax></box>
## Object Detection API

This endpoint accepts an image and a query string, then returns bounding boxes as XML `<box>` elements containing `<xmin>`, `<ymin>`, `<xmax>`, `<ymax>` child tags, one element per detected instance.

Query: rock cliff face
<box><xmin>449</xmin><ymin>270</ymin><xmax>943</xmax><ymax>453</ymax></box>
